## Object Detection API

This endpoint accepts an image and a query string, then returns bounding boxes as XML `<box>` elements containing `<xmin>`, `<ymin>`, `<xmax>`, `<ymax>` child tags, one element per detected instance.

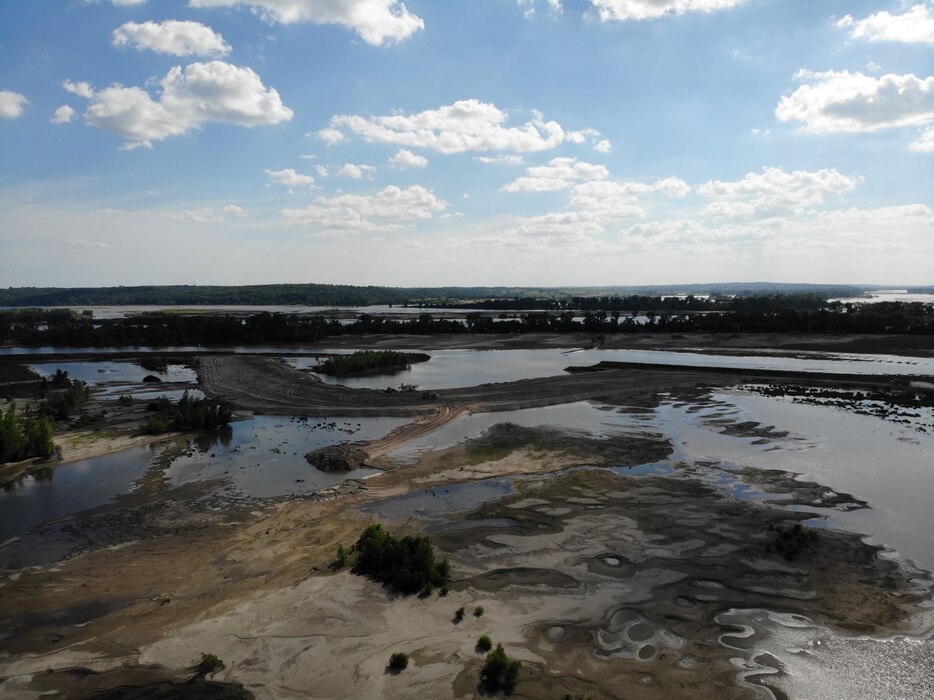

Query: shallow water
<box><xmin>656</xmin><ymin>391</ymin><xmax>934</xmax><ymax>572</ymax></box>
<box><xmin>306</xmin><ymin>348</ymin><xmax>934</xmax><ymax>390</ymax></box>
<box><xmin>0</xmin><ymin>414</ymin><xmax>407</xmax><ymax>554</ymax></box>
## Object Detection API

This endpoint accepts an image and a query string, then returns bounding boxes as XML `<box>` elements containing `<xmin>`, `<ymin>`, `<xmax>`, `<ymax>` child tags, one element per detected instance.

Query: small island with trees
<box><xmin>313</xmin><ymin>350</ymin><xmax>430</xmax><ymax>377</ymax></box>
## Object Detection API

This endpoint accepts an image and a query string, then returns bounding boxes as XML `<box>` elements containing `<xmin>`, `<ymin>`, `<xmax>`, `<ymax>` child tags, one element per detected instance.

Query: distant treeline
<box><xmin>1</xmin><ymin>300</ymin><xmax>932</xmax><ymax>346</ymax></box>
<box><xmin>0</xmin><ymin>283</ymin><xmax>877</xmax><ymax>308</ymax></box>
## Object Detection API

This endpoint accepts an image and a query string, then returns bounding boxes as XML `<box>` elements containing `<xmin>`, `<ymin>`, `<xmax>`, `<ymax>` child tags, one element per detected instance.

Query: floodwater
<box><xmin>306</xmin><ymin>347</ymin><xmax>934</xmax><ymax>390</ymax></box>
<box><xmin>29</xmin><ymin>360</ymin><xmax>198</xmax><ymax>386</ymax></box>
<box><xmin>0</xmin><ymin>414</ymin><xmax>407</xmax><ymax>564</ymax></box>
<box><xmin>830</xmin><ymin>291</ymin><xmax>934</xmax><ymax>304</ymax></box>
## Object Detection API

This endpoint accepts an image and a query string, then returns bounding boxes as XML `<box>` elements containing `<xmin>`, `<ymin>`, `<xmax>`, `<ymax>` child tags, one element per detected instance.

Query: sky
<box><xmin>1</xmin><ymin>0</ymin><xmax>932</xmax><ymax>288</ymax></box>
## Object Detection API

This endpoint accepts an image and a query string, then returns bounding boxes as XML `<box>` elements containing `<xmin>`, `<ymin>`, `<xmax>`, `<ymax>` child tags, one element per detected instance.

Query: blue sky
<box><xmin>1</xmin><ymin>0</ymin><xmax>932</xmax><ymax>287</ymax></box>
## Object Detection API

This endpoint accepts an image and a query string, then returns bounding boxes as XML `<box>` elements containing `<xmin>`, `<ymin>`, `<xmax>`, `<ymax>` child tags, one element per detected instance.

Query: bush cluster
<box><xmin>0</xmin><ymin>404</ymin><xmax>54</xmax><ymax>463</ymax></box>
<box><xmin>142</xmin><ymin>392</ymin><xmax>232</xmax><ymax>434</ymax></box>
<box><xmin>352</xmin><ymin>524</ymin><xmax>451</xmax><ymax>595</ymax></box>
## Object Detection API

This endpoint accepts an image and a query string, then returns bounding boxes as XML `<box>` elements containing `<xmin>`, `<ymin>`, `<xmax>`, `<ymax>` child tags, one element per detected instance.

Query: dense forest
<box><xmin>0</xmin><ymin>283</ymin><xmax>883</xmax><ymax>308</ymax></box>
<box><xmin>1</xmin><ymin>299</ymin><xmax>932</xmax><ymax>348</ymax></box>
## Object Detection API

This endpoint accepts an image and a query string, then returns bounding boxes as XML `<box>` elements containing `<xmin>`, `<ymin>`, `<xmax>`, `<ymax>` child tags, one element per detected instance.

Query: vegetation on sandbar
<box><xmin>351</xmin><ymin>523</ymin><xmax>451</xmax><ymax>595</ymax></box>
<box><xmin>314</xmin><ymin>350</ymin><xmax>428</xmax><ymax>377</ymax></box>
<box><xmin>0</xmin><ymin>404</ymin><xmax>54</xmax><ymax>463</ymax></box>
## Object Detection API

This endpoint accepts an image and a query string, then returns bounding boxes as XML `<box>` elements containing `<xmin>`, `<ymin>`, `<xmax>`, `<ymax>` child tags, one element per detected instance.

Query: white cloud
<box><xmin>776</xmin><ymin>70</ymin><xmax>934</xmax><ymax>134</ymax></box>
<box><xmin>475</xmin><ymin>155</ymin><xmax>525</xmax><ymax>165</ymax></box>
<box><xmin>570</xmin><ymin>177</ymin><xmax>689</xmax><ymax>214</ymax></box>
<box><xmin>508</xmin><ymin>176</ymin><xmax>688</xmax><ymax>237</ymax></box>
<box><xmin>282</xmin><ymin>185</ymin><xmax>447</xmax><ymax>230</ymax></box>
<box><xmin>188</xmin><ymin>0</ymin><xmax>424</xmax><ymax>46</ymax></box>
<box><xmin>0</xmin><ymin>90</ymin><xmax>28</xmax><ymax>119</ymax></box>
<box><xmin>316</xmin><ymin>164</ymin><xmax>329</xmax><ymax>177</ymax></box>
<box><xmin>67</xmin><ymin>61</ymin><xmax>292</xmax><ymax>149</ymax></box>
<box><xmin>591</xmin><ymin>0</ymin><xmax>748</xmax><ymax>22</ymax></box>
<box><xmin>111</xmin><ymin>0</ymin><xmax>147</xmax><ymax>5</ymax></box>
<box><xmin>337</xmin><ymin>163</ymin><xmax>376</xmax><ymax>179</ymax></box>
<box><xmin>503</xmin><ymin>157</ymin><xmax>609</xmax><ymax>192</ymax></box>
<box><xmin>222</xmin><ymin>203</ymin><xmax>250</xmax><ymax>216</ymax></box>
<box><xmin>390</xmin><ymin>148</ymin><xmax>428</xmax><ymax>168</ymax></box>
<box><xmin>697</xmin><ymin>166</ymin><xmax>862</xmax><ymax>219</ymax></box>
<box><xmin>265</xmin><ymin>167</ymin><xmax>315</xmax><ymax>190</ymax></box>
<box><xmin>63</xmin><ymin>238</ymin><xmax>110</xmax><ymax>249</ymax></box>
<box><xmin>299</xmin><ymin>153</ymin><xmax>317</xmax><ymax>159</ymax></box>
<box><xmin>50</xmin><ymin>105</ymin><xmax>77</xmax><ymax>124</ymax></box>
<box><xmin>317</xmin><ymin>127</ymin><xmax>346</xmax><ymax>145</ymax></box>
<box><xmin>910</xmin><ymin>126</ymin><xmax>934</xmax><ymax>153</ymax></box>
<box><xmin>326</xmin><ymin>99</ymin><xmax>581</xmax><ymax>154</ymax></box>
<box><xmin>837</xmin><ymin>5</ymin><xmax>934</xmax><ymax>45</ymax></box>
<box><xmin>63</xmin><ymin>80</ymin><xmax>94</xmax><ymax>99</ymax></box>
<box><xmin>113</xmin><ymin>20</ymin><xmax>231</xmax><ymax>57</ymax></box>
<box><xmin>593</xmin><ymin>138</ymin><xmax>612</xmax><ymax>153</ymax></box>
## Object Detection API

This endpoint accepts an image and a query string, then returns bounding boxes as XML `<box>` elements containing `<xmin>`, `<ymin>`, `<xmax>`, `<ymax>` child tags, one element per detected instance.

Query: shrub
<box><xmin>118</xmin><ymin>395</ymin><xmax>134</xmax><ymax>406</ymax></box>
<box><xmin>333</xmin><ymin>543</ymin><xmax>348</xmax><ymax>569</ymax></box>
<box><xmin>479</xmin><ymin>644</ymin><xmax>520</xmax><ymax>695</ymax></box>
<box><xmin>476</xmin><ymin>635</ymin><xmax>492</xmax><ymax>653</ymax></box>
<box><xmin>766</xmin><ymin>523</ymin><xmax>818</xmax><ymax>560</ymax></box>
<box><xmin>474</xmin><ymin>605</ymin><xmax>485</xmax><ymax>618</ymax></box>
<box><xmin>352</xmin><ymin>524</ymin><xmax>451</xmax><ymax>595</ymax></box>
<box><xmin>439</xmin><ymin>584</ymin><xmax>450</xmax><ymax>597</ymax></box>
<box><xmin>454</xmin><ymin>607</ymin><xmax>465</xmax><ymax>623</ymax></box>
<box><xmin>388</xmin><ymin>652</ymin><xmax>409</xmax><ymax>673</ymax></box>
<box><xmin>196</xmin><ymin>652</ymin><xmax>223</xmax><ymax>677</ymax></box>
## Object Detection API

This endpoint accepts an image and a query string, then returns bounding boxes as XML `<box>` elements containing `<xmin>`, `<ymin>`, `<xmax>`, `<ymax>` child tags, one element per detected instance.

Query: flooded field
<box><xmin>1</xmin><ymin>343</ymin><xmax>932</xmax><ymax>700</ymax></box>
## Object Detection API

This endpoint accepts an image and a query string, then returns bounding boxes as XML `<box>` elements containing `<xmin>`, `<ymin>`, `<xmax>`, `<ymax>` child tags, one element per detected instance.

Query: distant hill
<box><xmin>0</xmin><ymin>282</ymin><xmax>888</xmax><ymax>307</ymax></box>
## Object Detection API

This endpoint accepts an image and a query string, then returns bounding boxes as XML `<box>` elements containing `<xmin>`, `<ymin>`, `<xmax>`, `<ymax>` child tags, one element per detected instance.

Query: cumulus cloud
<box><xmin>591</xmin><ymin>0</ymin><xmax>748</xmax><ymax>22</ymax></box>
<box><xmin>111</xmin><ymin>0</ymin><xmax>147</xmax><ymax>5</ymax></box>
<box><xmin>324</xmin><ymin>99</ymin><xmax>581</xmax><ymax>154</ymax></box>
<box><xmin>390</xmin><ymin>148</ymin><xmax>428</xmax><ymax>168</ymax></box>
<box><xmin>63</xmin><ymin>80</ymin><xmax>94</xmax><ymax>99</ymax></box>
<box><xmin>113</xmin><ymin>20</ymin><xmax>231</xmax><ymax>56</ymax></box>
<box><xmin>0</xmin><ymin>90</ymin><xmax>28</xmax><ymax>119</ymax></box>
<box><xmin>910</xmin><ymin>126</ymin><xmax>934</xmax><ymax>153</ymax></box>
<box><xmin>508</xmin><ymin>176</ymin><xmax>689</xmax><ymax>236</ymax></box>
<box><xmin>337</xmin><ymin>163</ymin><xmax>376</xmax><ymax>179</ymax></box>
<box><xmin>265</xmin><ymin>167</ymin><xmax>315</xmax><ymax>190</ymax></box>
<box><xmin>317</xmin><ymin>127</ymin><xmax>346</xmax><ymax>145</ymax></box>
<box><xmin>593</xmin><ymin>138</ymin><xmax>612</xmax><ymax>153</ymax></box>
<box><xmin>776</xmin><ymin>70</ymin><xmax>934</xmax><ymax>134</ymax></box>
<box><xmin>222</xmin><ymin>203</ymin><xmax>250</xmax><ymax>216</ymax></box>
<box><xmin>503</xmin><ymin>157</ymin><xmax>609</xmax><ymax>193</ymax></box>
<box><xmin>66</xmin><ymin>61</ymin><xmax>292</xmax><ymax>149</ymax></box>
<box><xmin>188</xmin><ymin>0</ymin><xmax>424</xmax><ymax>46</ymax></box>
<box><xmin>697</xmin><ymin>167</ymin><xmax>862</xmax><ymax>219</ymax></box>
<box><xmin>837</xmin><ymin>4</ymin><xmax>934</xmax><ymax>45</ymax></box>
<box><xmin>282</xmin><ymin>184</ymin><xmax>447</xmax><ymax>230</ymax></box>
<box><xmin>50</xmin><ymin>105</ymin><xmax>77</xmax><ymax>124</ymax></box>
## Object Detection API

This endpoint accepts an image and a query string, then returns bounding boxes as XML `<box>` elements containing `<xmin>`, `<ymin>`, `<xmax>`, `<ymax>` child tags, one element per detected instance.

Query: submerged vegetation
<box><xmin>314</xmin><ymin>350</ymin><xmax>428</xmax><ymax>376</ymax></box>
<box><xmin>351</xmin><ymin>524</ymin><xmax>451</xmax><ymax>595</ymax></box>
<box><xmin>142</xmin><ymin>392</ymin><xmax>232</xmax><ymax>435</ymax></box>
